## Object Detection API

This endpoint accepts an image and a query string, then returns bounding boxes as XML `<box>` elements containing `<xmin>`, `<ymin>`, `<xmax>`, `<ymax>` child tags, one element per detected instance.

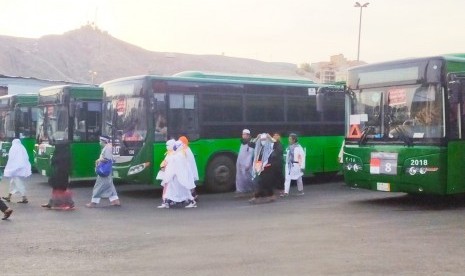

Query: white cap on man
<box><xmin>242</xmin><ymin>129</ymin><xmax>250</xmax><ymax>135</ymax></box>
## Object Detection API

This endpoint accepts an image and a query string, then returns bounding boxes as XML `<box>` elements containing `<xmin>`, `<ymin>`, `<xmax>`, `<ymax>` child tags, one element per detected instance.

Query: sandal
<box><xmin>2</xmin><ymin>209</ymin><xmax>13</xmax><ymax>220</ymax></box>
<box><xmin>2</xmin><ymin>196</ymin><xmax>11</xmax><ymax>202</ymax></box>
<box><xmin>17</xmin><ymin>199</ymin><xmax>28</xmax><ymax>204</ymax></box>
<box><xmin>85</xmin><ymin>202</ymin><xmax>98</xmax><ymax>208</ymax></box>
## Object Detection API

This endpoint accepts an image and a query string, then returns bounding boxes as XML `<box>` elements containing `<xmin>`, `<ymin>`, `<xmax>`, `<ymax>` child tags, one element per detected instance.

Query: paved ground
<box><xmin>1</xmin><ymin>174</ymin><xmax>465</xmax><ymax>276</ymax></box>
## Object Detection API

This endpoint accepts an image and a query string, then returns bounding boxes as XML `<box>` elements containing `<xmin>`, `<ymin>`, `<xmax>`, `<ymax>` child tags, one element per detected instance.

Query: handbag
<box><xmin>95</xmin><ymin>159</ymin><xmax>112</xmax><ymax>177</ymax></box>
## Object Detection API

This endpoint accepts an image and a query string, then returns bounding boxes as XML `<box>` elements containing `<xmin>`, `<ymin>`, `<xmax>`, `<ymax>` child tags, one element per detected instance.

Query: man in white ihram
<box><xmin>235</xmin><ymin>129</ymin><xmax>254</xmax><ymax>196</ymax></box>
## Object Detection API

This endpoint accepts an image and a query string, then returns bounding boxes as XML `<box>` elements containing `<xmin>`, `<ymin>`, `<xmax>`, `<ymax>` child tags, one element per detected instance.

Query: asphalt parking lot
<box><xmin>2</xmin><ymin>174</ymin><xmax>465</xmax><ymax>276</ymax></box>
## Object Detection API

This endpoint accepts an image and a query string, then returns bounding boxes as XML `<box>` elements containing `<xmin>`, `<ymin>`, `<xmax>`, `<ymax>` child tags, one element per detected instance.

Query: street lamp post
<box><xmin>89</xmin><ymin>70</ymin><xmax>97</xmax><ymax>85</ymax></box>
<box><xmin>354</xmin><ymin>2</ymin><xmax>369</xmax><ymax>62</ymax></box>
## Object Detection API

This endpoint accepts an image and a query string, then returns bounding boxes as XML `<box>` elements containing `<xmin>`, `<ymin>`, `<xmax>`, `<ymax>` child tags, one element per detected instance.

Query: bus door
<box><xmin>153</xmin><ymin>93</ymin><xmax>167</xmax><ymax>142</ymax></box>
<box><xmin>69</xmin><ymin>101</ymin><xmax>102</xmax><ymax>179</ymax></box>
<box><xmin>447</xmin><ymin>77</ymin><xmax>465</xmax><ymax>194</ymax></box>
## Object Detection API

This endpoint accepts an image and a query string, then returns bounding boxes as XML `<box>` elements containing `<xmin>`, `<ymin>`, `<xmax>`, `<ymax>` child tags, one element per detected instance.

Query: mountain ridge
<box><xmin>0</xmin><ymin>25</ymin><xmax>312</xmax><ymax>84</ymax></box>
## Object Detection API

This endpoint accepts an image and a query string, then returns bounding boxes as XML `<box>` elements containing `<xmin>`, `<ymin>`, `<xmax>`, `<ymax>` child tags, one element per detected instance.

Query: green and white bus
<box><xmin>101</xmin><ymin>72</ymin><xmax>344</xmax><ymax>192</ymax></box>
<box><xmin>34</xmin><ymin>85</ymin><xmax>103</xmax><ymax>182</ymax></box>
<box><xmin>0</xmin><ymin>94</ymin><xmax>38</xmax><ymax>168</ymax></box>
<box><xmin>343</xmin><ymin>54</ymin><xmax>465</xmax><ymax>195</ymax></box>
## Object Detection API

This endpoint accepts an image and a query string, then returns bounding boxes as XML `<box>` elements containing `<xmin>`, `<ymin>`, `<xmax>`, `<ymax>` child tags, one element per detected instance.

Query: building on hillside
<box><xmin>311</xmin><ymin>54</ymin><xmax>366</xmax><ymax>83</ymax></box>
<box><xmin>0</xmin><ymin>75</ymin><xmax>85</xmax><ymax>96</ymax></box>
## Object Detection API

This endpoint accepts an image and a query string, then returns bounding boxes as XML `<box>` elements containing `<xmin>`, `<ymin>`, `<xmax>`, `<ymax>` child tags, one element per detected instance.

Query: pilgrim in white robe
<box><xmin>161</xmin><ymin>143</ymin><xmax>195</xmax><ymax>206</ymax></box>
<box><xmin>4</xmin><ymin>139</ymin><xmax>31</xmax><ymax>199</ymax></box>
<box><xmin>183</xmin><ymin>145</ymin><xmax>198</xmax><ymax>184</ymax></box>
<box><xmin>235</xmin><ymin>141</ymin><xmax>254</xmax><ymax>193</ymax></box>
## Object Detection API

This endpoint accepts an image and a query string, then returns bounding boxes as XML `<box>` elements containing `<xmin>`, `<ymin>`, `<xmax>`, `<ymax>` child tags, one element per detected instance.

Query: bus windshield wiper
<box><xmin>359</xmin><ymin>126</ymin><xmax>374</xmax><ymax>145</ymax></box>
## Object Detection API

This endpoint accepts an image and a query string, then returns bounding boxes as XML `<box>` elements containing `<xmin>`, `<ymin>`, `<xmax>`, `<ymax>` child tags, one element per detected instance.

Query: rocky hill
<box><xmin>0</xmin><ymin>25</ymin><xmax>311</xmax><ymax>84</ymax></box>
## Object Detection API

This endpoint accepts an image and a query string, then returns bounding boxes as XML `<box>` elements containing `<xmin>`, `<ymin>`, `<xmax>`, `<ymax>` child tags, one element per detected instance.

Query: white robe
<box><xmin>161</xmin><ymin>149</ymin><xmax>195</xmax><ymax>203</ymax></box>
<box><xmin>235</xmin><ymin>142</ymin><xmax>254</xmax><ymax>193</ymax></box>
<box><xmin>157</xmin><ymin>140</ymin><xmax>176</xmax><ymax>181</ymax></box>
<box><xmin>285</xmin><ymin>144</ymin><xmax>305</xmax><ymax>180</ymax></box>
<box><xmin>184</xmin><ymin>146</ymin><xmax>199</xmax><ymax>182</ymax></box>
<box><xmin>4</xmin><ymin>139</ymin><xmax>31</xmax><ymax>178</ymax></box>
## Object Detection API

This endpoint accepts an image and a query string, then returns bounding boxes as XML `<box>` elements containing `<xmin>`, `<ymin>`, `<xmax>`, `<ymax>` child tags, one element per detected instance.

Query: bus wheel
<box><xmin>206</xmin><ymin>155</ymin><xmax>236</xmax><ymax>193</ymax></box>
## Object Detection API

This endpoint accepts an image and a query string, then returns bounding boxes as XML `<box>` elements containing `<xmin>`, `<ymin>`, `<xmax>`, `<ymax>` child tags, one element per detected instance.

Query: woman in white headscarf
<box><xmin>156</xmin><ymin>139</ymin><xmax>176</xmax><ymax>208</ymax></box>
<box><xmin>2</xmin><ymin>139</ymin><xmax>32</xmax><ymax>203</ymax></box>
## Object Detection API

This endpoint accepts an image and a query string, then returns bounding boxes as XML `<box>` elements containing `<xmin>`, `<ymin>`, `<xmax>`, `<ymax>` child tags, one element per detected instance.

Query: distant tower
<box><xmin>93</xmin><ymin>7</ymin><xmax>98</xmax><ymax>30</ymax></box>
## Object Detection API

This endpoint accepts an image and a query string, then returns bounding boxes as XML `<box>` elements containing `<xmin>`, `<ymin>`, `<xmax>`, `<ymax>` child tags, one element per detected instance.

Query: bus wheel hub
<box><xmin>214</xmin><ymin>165</ymin><xmax>230</xmax><ymax>183</ymax></box>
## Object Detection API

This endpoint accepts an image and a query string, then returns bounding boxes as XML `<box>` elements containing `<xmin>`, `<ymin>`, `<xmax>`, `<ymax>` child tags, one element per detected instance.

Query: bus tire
<box><xmin>206</xmin><ymin>155</ymin><xmax>236</xmax><ymax>193</ymax></box>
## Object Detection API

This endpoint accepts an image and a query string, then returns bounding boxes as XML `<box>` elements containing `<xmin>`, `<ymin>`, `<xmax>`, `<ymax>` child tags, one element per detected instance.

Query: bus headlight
<box><xmin>353</xmin><ymin>164</ymin><xmax>360</xmax><ymax>172</ymax></box>
<box><xmin>419</xmin><ymin>167</ymin><xmax>427</xmax><ymax>175</ymax></box>
<box><xmin>128</xmin><ymin>162</ymin><xmax>150</xmax><ymax>176</ymax></box>
<box><xmin>346</xmin><ymin>163</ymin><xmax>353</xmax><ymax>171</ymax></box>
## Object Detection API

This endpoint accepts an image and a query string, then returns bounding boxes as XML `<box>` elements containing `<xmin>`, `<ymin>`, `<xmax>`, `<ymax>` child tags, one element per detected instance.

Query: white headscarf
<box><xmin>4</xmin><ymin>139</ymin><xmax>32</xmax><ymax>177</ymax></box>
<box><xmin>166</xmin><ymin>139</ymin><xmax>176</xmax><ymax>151</ymax></box>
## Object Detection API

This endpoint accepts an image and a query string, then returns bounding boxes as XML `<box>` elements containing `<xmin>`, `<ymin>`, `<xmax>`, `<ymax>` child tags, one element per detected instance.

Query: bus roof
<box><xmin>349</xmin><ymin>53</ymin><xmax>465</xmax><ymax>71</ymax></box>
<box><xmin>0</xmin><ymin>93</ymin><xmax>38</xmax><ymax>107</ymax></box>
<box><xmin>39</xmin><ymin>85</ymin><xmax>102</xmax><ymax>100</ymax></box>
<box><xmin>173</xmin><ymin>71</ymin><xmax>315</xmax><ymax>85</ymax></box>
<box><xmin>100</xmin><ymin>72</ymin><xmax>325</xmax><ymax>89</ymax></box>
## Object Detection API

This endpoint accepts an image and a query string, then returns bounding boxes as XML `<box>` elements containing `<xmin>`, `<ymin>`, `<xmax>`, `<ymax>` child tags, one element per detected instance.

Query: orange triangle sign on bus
<box><xmin>348</xmin><ymin>124</ymin><xmax>362</xmax><ymax>138</ymax></box>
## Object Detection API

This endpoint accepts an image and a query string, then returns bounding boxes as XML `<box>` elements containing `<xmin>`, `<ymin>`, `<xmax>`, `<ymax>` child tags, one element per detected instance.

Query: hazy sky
<box><xmin>1</xmin><ymin>0</ymin><xmax>464</xmax><ymax>65</ymax></box>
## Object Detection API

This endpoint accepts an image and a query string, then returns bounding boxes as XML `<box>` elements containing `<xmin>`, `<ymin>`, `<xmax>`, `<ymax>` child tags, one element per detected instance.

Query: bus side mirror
<box><xmin>69</xmin><ymin>101</ymin><xmax>76</xmax><ymax>117</ymax></box>
<box><xmin>426</xmin><ymin>61</ymin><xmax>441</xmax><ymax>84</ymax></box>
<box><xmin>14</xmin><ymin>106</ymin><xmax>21</xmax><ymax>122</ymax></box>
<box><xmin>447</xmin><ymin>80</ymin><xmax>462</xmax><ymax>104</ymax></box>
<box><xmin>316</xmin><ymin>88</ymin><xmax>325</xmax><ymax>113</ymax></box>
<box><xmin>150</xmin><ymin>97</ymin><xmax>156</xmax><ymax>112</ymax></box>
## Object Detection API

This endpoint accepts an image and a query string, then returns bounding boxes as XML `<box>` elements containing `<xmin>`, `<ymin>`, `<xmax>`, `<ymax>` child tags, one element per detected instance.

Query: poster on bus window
<box><xmin>388</xmin><ymin>88</ymin><xmax>406</xmax><ymax>106</ymax></box>
<box><xmin>116</xmin><ymin>97</ymin><xmax>126</xmax><ymax>116</ymax></box>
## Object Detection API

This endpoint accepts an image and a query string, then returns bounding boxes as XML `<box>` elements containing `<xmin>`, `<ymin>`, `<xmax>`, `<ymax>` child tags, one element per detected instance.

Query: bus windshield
<box><xmin>103</xmin><ymin>94</ymin><xmax>147</xmax><ymax>159</ymax></box>
<box><xmin>37</xmin><ymin>105</ymin><xmax>68</xmax><ymax>143</ymax></box>
<box><xmin>11</xmin><ymin>107</ymin><xmax>38</xmax><ymax>138</ymax></box>
<box><xmin>347</xmin><ymin>84</ymin><xmax>444</xmax><ymax>142</ymax></box>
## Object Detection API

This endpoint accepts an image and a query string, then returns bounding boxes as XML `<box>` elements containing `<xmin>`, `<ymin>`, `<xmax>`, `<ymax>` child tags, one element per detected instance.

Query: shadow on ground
<box><xmin>351</xmin><ymin>193</ymin><xmax>465</xmax><ymax>211</ymax></box>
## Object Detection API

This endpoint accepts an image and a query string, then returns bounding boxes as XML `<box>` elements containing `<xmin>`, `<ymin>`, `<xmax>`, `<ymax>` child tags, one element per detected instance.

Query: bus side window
<box><xmin>168</xmin><ymin>94</ymin><xmax>199</xmax><ymax>140</ymax></box>
<box><xmin>449</xmin><ymin>99</ymin><xmax>460</xmax><ymax>139</ymax></box>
